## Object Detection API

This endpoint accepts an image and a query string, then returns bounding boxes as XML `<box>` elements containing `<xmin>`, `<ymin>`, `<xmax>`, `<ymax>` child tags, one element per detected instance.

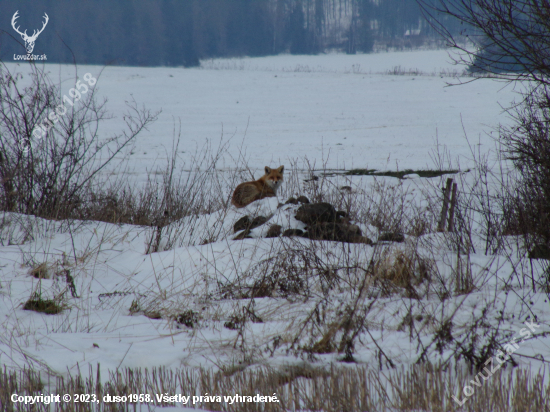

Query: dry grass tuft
<box><xmin>22</xmin><ymin>293</ymin><xmax>64</xmax><ymax>315</ymax></box>
<box><xmin>373</xmin><ymin>247</ymin><xmax>434</xmax><ymax>299</ymax></box>
<box><xmin>29</xmin><ymin>263</ymin><xmax>51</xmax><ymax>279</ymax></box>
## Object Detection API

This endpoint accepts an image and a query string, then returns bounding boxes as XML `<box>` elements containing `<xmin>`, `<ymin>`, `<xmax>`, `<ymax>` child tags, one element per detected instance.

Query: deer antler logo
<box><xmin>11</xmin><ymin>11</ymin><xmax>49</xmax><ymax>54</ymax></box>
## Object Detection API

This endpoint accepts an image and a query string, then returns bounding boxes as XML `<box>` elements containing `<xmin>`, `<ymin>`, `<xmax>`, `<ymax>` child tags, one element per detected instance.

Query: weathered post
<box><xmin>447</xmin><ymin>182</ymin><xmax>458</xmax><ymax>232</ymax></box>
<box><xmin>438</xmin><ymin>178</ymin><xmax>453</xmax><ymax>232</ymax></box>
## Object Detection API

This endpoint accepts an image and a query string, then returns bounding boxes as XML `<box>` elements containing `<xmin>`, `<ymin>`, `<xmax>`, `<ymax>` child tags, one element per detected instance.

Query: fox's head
<box><xmin>264</xmin><ymin>165</ymin><xmax>284</xmax><ymax>191</ymax></box>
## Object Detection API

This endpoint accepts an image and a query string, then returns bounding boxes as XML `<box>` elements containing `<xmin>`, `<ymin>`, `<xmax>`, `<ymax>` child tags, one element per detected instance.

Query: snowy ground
<box><xmin>1</xmin><ymin>50</ymin><xmax>548</xmax><ymax>410</ymax></box>
<box><xmin>8</xmin><ymin>49</ymin><xmax>519</xmax><ymax>177</ymax></box>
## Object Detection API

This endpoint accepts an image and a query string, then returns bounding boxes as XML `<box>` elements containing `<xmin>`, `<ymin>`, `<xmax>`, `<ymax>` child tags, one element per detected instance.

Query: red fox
<box><xmin>231</xmin><ymin>166</ymin><xmax>284</xmax><ymax>208</ymax></box>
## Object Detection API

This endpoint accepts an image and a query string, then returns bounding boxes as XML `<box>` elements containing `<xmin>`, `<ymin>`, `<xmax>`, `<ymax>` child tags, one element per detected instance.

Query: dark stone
<box><xmin>529</xmin><ymin>244</ymin><xmax>550</xmax><ymax>260</ymax></box>
<box><xmin>283</xmin><ymin>229</ymin><xmax>304</xmax><ymax>237</ymax></box>
<box><xmin>295</xmin><ymin>202</ymin><xmax>336</xmax><ymax>225</ymax></box>
<box><xmin>233</xmin><ymin>215</ymin><xmax>268</xmax><ymax>233</ymax></box>
<box><xmin>233</xmin><ymin>229</ymin><xmax>251</xmax><ymax>240</ymax></box>
<box><xmin>305</xmin><ymin>222</ymin><xmax>361</xmax><ymax>242</ymax></box>
<box><xmin>378</xmin><ymin>232</ymin><xmax>405</xmax><ymax>242</ymax></box>
<box><xmin>266</xmin><ymin>224</ymin><xmax>282</xmax><ymax>238</ymax></box>
<box><xmin>250</xmin><ymin>216</ymin><xmax>268</xmax><ymax>228</ymax></box>
<box><xmin>297</xmin><ymin>195</ymin><xmax>310</xmax><ymax>204</ymax></box>
<box><xmin>340</xmin><ymin>186</ymin><xmax>352</xmax><ymax>191</ymax></box>
<box><xmin>285</xmin><ymin>197</ymin><xmax>299</xmax><ymax>205</ymax></box>
<box><xmin>306</xmin><ymin>222</ymin><xmax>339</xmax><ymax>241</ymax></box>
<box><xmin>233</xmin><ymin>216</ymin><xmax>250</xmax><ymax>233</ymax></box>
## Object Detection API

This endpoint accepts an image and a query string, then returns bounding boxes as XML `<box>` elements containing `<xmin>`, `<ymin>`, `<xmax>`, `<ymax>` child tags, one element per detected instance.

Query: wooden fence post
<box><xmin>438</xmin><ymin>178</ymin><xmax>453</xmax><ymax>232</ymax></box>
<box><xmin>447</xmin><ymin>182</ymin><xmax>458</xmax><ymax>232</ymax></box>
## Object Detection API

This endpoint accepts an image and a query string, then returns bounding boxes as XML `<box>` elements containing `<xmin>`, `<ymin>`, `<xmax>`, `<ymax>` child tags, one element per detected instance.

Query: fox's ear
<box><xmin>265</xmin><ymin>166</ymin><xmax>271</xmax><ymax>174</ymax></box>
<box><xmin>278</xmin><ymin>165</ymin><xmax>284</xmax><ymax>173</ymax></box>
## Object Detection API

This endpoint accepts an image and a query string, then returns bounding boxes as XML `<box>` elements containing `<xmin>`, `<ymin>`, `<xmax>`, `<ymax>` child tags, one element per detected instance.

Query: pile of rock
<box><xmin>233</xmin><ymin>196</ymin><xmax>372</xmax><ymax>244</ymax></box>
<box><xmin>293</xmin><ymin>202</ymin><xmax>372</xmax><ymax>244</ymax></box>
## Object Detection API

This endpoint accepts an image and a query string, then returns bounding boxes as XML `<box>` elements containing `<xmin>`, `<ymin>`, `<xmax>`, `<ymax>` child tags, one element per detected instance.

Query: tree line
<box><xmin>0</xmin><ymin>0</ymin><xmax>460</xmax><ymax>67</ymax></box>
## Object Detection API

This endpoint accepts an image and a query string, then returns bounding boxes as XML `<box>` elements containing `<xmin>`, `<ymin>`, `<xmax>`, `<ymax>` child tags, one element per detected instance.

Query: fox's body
<box><xmin>231</xmin><ymin>166</ymin><xmax>284</xmax><ymax>208</ymax></box>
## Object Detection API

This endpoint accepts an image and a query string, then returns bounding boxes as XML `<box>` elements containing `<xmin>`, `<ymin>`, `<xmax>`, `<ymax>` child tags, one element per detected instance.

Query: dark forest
<box><xmin>1</xmin><ymin>0</ymin><xmax>460</xmax><ymax>67</ymax></box>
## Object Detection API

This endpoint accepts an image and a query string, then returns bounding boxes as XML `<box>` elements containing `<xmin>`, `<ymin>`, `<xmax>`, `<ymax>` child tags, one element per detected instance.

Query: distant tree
<box><xmin>227</xmin><ymin>0</ymin><xmax>274</xmax><ymax>56</ymax></box>
<box><xmin>289</xmin><ymin>5</ymin><xmax>309</xmax><ymax>54</ymax></box>
<box><xmin>161</xmin><ymin>1</ymin><xmax>199</xmax><ymax>67</ymax></box>
<box><xmin>357</xmin><ymin>0</ymin><xmax>375</xmax><ymax>51</ymax></box>
<box><xmin>314</xmin><ymin>0</ymin><xmax>325</xmax><ymax>48</ymax></box>
<box><xmin>346</xmin><ymin>0</ymin><xmax>375</xmax><ymax>54</ymax></box>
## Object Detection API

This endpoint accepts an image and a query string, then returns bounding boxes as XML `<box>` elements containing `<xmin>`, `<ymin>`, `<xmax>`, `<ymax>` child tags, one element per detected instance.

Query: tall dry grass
<box><xmin>1</xmin><ymin>364</ymin><xmax>549</xmax><ymax>411</ymax></box>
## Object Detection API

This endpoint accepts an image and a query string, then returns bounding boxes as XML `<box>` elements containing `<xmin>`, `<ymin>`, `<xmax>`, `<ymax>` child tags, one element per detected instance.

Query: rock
<box><xmin>295</xmin><ymin>202</ymin><xmax>336</xmax><ymax>225</ymax></box>
<box><xmin>306</xmin><ymin>222</ymin><xmax>362</xmax><ymax>242</ymax></box>
<box><xmin>305</xmin><ymin>222</ymin><xmax>336</xmax><ymax>240</ymax></box>
<box><xmin>266</xmin><ymin>224</ymin><xmax>282</xmax><ymax>238</ymax></box>
<box><xmin>296</xmin><ymin>203</ymin><xmax>368</xmax><ymax>243</ymax></box>
<box><xmin>233</xmin><ymin>229</ymin><xmax>251</xmax><ymax>240</ymax></box>
<box><xmin>233</xmin><ymin>216</ymin><xmax>251</xmax><ymax>233</ymax></box>
<box><xmin>378</xmin><ymin>232</ymin><xmax>405</xmax><ymax>242</ymax></box>
<box><xmin>283</xmin><ymin>196</ymin><xmax>309</xmax><ymax>205</ymax></box>
<box><xmin>233</xmin><ymin>215</ymin><xmax>268</xmax><ymax>233</ymax></box>
<box><xmin>340</xmin><ymin>186</ymin><xmax>352</xmax><ymax>191</ymax></box>
<box><xmin>251</xmin><ymin>216</ymin><xmax>268</xmax><ymax>228</ymax></box>
<box><xmin>283</xmin><ymin>229</ymin><xmax>304</xmax><ymax>237</ymax></box>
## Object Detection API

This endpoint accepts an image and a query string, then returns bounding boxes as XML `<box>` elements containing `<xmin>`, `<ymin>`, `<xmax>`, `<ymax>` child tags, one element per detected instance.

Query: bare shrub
<box><xmin>500</xmin><ymin>90</ymin><xmax>550</xmax><ymax>249</ymax></box>
<box><xmin>0</xmin><ymin>62</ymin><xmax>241</xmax><ymax>257</ymax></box>
<box><xmin>219</xmin><ymin>242</ymin><xmax>325</xmax><ymax>300</ymax></box>
<box><xmin>0</xmin><ymin>62</ymin><xmax>158</xmax><ymax>222</ymax></box>
<box><xmin>146</xmin><ymin>136</ymin><xmax>247</xmax><ymax>250</ymax></box>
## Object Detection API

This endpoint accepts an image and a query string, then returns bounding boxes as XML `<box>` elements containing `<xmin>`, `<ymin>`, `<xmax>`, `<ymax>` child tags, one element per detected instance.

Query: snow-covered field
<box><xmin>12</xmin><ymin>48</ymin><xmax>519</xmax><ymax>175</ymax></box>
<box><xmin>1</xmin><ymin>50</ymin><xmax>548</xmax><ymax>411</ymax></box>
